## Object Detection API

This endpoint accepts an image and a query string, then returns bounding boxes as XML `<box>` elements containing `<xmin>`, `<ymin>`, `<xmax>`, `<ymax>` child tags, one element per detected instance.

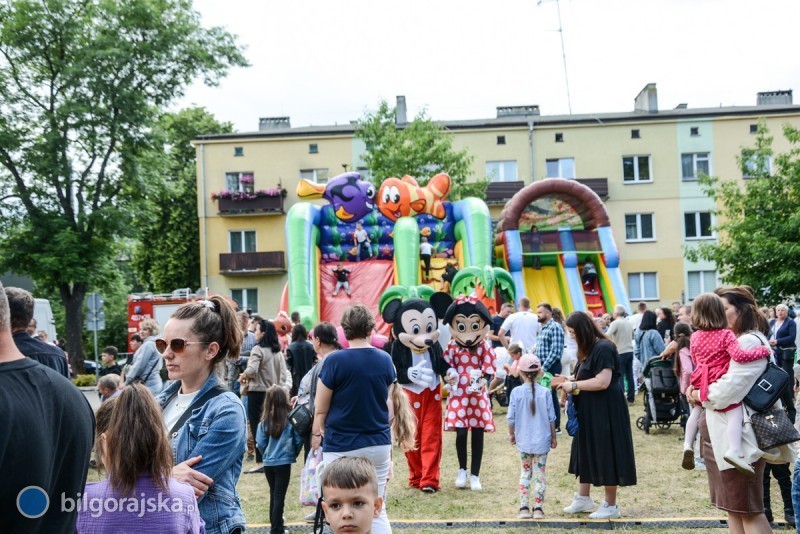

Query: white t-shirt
<box><xmin>419</xmin><ymin>242</ymin><xmax>433</xmax><ymax>255</ymax></box>
<box><xmin>354</xmin><ymin>229</ymin><xmax>368</xmax><ymax>243</ymax></box>
<box><xmin>163</xmin><ymin>390</ymin><xmax>200</xmax><ymax>432</ymax></box>
<box><xmin>501</xmin><ymin>311</ymin><xmax>541</xmax><ymax>353</ymax></box>
<box><xmin>628</xmin><ymin>313</ymin><xmax>644</xmax><ymax>332</ymax></box>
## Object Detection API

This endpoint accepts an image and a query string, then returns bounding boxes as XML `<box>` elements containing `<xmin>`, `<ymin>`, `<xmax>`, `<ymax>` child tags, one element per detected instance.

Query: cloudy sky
<box><xmin>178</xmin><ymin>0</ymin><xmax>800</xmax><ymax>132</ymax></box>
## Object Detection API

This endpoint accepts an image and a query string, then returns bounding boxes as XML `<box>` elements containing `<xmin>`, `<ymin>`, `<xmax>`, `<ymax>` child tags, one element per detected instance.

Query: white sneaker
<box><xmin>469</xmin><ymin>474</ymin><xmax>482</xmax><ymax>491</ymax></box>
<box><xmin>455</xmin><ymin>469</ymin><xmax>468</xmax><ymax>489</ymax></box>
<box><xmin>563</xmin><ymin>492</ymin><xmax>596</xmax><ymax>514</ymax></box>
<box><xmin>723</xmin><ymin>449</ymin><xmax>755</xmax><ymax>476</ymax></box>
<box><xmin>589</xmin><ymin>500</ymin><xmax>621</xmax><ymax>519</ymax></box>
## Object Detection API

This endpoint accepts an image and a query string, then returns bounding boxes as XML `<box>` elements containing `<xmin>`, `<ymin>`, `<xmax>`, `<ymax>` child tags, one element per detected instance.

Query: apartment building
<box><xmin>193</xmin><ymin>84</ymin><xmax>800</xmax><ymax>314</ymax></box>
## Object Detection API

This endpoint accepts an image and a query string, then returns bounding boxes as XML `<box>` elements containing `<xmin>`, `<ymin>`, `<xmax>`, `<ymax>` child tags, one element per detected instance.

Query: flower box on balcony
<box><xmin>212</xmin><ymin>188</ymin><xmax>287</xmax><ymax>215</ymax></box>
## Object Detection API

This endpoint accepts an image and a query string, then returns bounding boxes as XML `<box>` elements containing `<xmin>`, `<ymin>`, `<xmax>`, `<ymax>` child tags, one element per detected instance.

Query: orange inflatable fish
<box><xmin>377</xmin><ymin>173</ymin><xmax>451</xmax><ymax>222</ymax></box>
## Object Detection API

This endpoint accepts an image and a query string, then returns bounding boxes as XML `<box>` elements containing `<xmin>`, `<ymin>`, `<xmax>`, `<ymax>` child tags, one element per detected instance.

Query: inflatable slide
<box><xmin>495</xmin><ymin>178</ymin><xmax>630</xmax><ymax>316</ymax></box>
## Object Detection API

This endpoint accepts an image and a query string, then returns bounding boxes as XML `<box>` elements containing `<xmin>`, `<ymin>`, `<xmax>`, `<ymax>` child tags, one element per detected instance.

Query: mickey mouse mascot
<box><xmin>430</xmin><ymin>292</ymin><xmax>496</xmax><ymax>491</ymax></box>
<box><xmin>382</xmin><ymin>296</ymin><xmax>456</xmax><ymax>493</ymax></box>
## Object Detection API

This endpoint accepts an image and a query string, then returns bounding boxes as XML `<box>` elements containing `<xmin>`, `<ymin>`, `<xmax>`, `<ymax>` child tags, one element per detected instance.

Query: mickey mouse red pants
<box><xmin>403</xmin><ymin>385</ymin><xmax>443</xmax><ymax>490</ymax></box>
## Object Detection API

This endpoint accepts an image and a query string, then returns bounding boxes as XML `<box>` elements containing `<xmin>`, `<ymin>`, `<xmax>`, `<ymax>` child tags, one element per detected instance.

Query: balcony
<box><xmin>219</xmin><ymin>252</ymin><xmax>286</xmax><ymax>275</ymax></box>
<box><xmin>576</xmin><ymin>178</ymin><xmax>608</xmax><ymax>200</ymax></box>
<box><xmin>485</xmin><ymin>181</ymin><xmax>525</xmax><ymax>205</ymax></box>
<box><xmin>217</xmin><ymin>195</ymin><xmax>285</xmax><ymax>216</ymax></box>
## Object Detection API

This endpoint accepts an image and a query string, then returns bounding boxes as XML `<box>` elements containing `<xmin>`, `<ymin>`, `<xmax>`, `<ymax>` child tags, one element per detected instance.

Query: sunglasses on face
<box><xmin>155</xmin><ymin>338</ymin><xmax>210</xmax><ymax>354</ymax></box>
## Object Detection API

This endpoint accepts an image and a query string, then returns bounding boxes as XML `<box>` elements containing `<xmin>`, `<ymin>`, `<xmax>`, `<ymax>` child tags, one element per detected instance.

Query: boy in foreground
<box><xmin>322</xmin><ymin>457</ymin><xmax>383</xmax><ymax>534</ymax></box>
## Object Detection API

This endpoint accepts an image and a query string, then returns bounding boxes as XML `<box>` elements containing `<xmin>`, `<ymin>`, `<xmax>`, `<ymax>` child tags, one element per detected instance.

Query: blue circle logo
<box><xmin>17</xmin><ymin>486</ymin><xmax>49</xmax><ymax>519</ymax></box>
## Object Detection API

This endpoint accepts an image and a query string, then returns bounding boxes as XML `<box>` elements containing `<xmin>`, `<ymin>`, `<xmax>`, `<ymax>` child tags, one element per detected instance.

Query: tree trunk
<box><xmin>60</xmin><ymin>283</ymin><xmax>87</xmax><ymax>374</ymax></box>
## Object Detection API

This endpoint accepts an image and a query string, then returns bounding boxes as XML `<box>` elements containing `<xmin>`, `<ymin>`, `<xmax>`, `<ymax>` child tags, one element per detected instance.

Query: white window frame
<box><xmin>300</xmin><ymin>168</ymin><xmax>329</xmax><ymax>184</ymax></box>
<box><xmin>622</xmin><ymin>155</ymin><xmax>653</xmax><ymax>184</ymax></box>
<box><xmin>228</xmin><ymin>230</ymin><xmax>257</xmax><ymax>253</ymax></box>
<box><xmin>684</xmin><ymin>211</ymin><xmax>715</xmax><ymax>240</ymax></box>
<box><xmin>628</xmin><ymin>272</ymin><xmax>659</xmax><ymax>301</ymax></box>
<box><xmin>485</xmin><ymin>160</ymin><xmax>518</xmax><ymax>182</ymax></box>
<box><xmin>231</xmin><ymin>288</ymin><xmax>258</xmax><ymax>313</ymax></box>
<box><xmin>545</xmin><ymin>157</ymin><xmax>575</xmax><ymax>179</ymax></box>
<box><xmin>687</xmin><ymin>270</ymin><xmax>717</xmax><ymax>301</ymax></box>
<box><xmin>624</xmin><ymin>213</ymin><xmax>656</xmax><ymax>243</ymax></box>
<box><xmin>742</xmin><ymin>152</ymin><xmax>772</xmax><ymax>179</ymax></box>
<box><xmin>225</xmin><ymin>171</ymin><xmax>255</xmax><ymax>193</ymax></box>
<box><xmin>681</xmin><ymin>152</ymin><xmax>710</xmax><ymax>181</ymax></box>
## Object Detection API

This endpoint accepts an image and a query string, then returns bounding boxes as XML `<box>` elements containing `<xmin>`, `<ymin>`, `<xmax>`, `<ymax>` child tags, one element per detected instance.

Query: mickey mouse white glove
<box><xmin>407</xmin><ymin>361</ymin><xmax>435</xmax><ymax>386</ymax></box>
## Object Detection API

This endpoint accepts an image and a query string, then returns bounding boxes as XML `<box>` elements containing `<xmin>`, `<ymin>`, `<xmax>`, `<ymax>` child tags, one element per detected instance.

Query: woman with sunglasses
<box><xmin>156</xmin><ymin>296</ymin><xmax>248</xmax><ymax>534</ymax></box>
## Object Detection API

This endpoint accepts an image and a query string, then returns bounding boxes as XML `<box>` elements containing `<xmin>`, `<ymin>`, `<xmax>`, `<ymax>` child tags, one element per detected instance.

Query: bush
<box><xmin>73</xmin><ymin>374</ymin><xmax>97</xmax><ymax>387</ymax></box>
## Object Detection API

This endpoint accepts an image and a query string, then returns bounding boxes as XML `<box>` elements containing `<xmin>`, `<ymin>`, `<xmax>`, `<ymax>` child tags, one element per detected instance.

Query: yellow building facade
<box><xmin>194</xmin><ymin>86</ymin><xmax>800</xmax><ymax>315</ymax></box>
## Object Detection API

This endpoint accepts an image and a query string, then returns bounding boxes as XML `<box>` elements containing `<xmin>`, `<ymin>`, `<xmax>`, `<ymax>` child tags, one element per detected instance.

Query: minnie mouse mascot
<box><xmin>430</xmin><ymin>292</ymin><xmax>496</xmax><ymax>491</ymax></box>
<box><xmin>382</xmin><ymin>296</ymin><xmax>456</xmax><ymax>493</ymax></box>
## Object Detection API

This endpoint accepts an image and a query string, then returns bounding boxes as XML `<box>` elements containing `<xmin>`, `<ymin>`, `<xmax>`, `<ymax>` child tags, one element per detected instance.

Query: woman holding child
<box><xmin>687</xmin><ymin>286</ymin><xmax>795</xmax><ymax>533</ymax></box>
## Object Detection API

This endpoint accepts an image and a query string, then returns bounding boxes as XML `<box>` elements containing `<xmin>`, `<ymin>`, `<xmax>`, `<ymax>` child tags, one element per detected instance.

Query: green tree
<box><xmin>356</xmin><ymin>100</ymin><xmax>482</xmax><ymax>199</ymax></box>
<box><xmin>0</xmin><ymin>0</ymin><xmax>247</xmax><ymax>370</ymax></box>
<box><xmin>686</xmin><ymin>123</ymin><xmax>800</xmax><ymax>302</ymax></box>
<box><xmin>132</xmin><ymin>107</ymin><xmax>233</xmax><ymax>293</ymax></box>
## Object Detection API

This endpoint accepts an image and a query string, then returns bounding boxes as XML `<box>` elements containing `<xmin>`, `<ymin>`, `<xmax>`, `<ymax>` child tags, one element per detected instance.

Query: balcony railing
<box><xmin>576</xmin><ymin>178</ymin><xmax>608</xmax><ymax>200</ymax></box>
<box><xmin>485</xmin><ymin>181</ymin><xmax>525</xmax><ymax>204</ymax></box>
<box><xmin>217</xmin><ymin>195</ymin><xmax>284</xmax><ymax>216</ymax></box>
<box><xmin>219</xmin><ymin>252</ymin><xmax>286</xmax><ymax>275</ymax></box>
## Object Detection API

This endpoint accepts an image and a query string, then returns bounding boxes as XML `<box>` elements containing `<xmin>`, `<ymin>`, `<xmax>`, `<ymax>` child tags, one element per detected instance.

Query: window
<box><xmin>555</xmin><ymin>133</ymin><xmax>564</xmax><ymax>143</ymax></box>
<box><xmin>225</xmin><ymin>172</ymin><xmax>254</xmax><ymax>193</ymax></box>
<box><xmin>229</xmin><ymin>230</ymin><xmax>256</xmax><ymax>253</ymax></box>
<box><xmin>625</xmin><ymin>213</ymin><xmax>655</xmax><ymax>242</ymax></box>
<box><xmin>742</xmin><ymin>151</ymin><xmax>772</xmax><ymax>179</ymax></box>
<box><xmin>628</xmin><ymin>272</ymin><xmax>659</xmax><ymax>300</ymax></box>
<box><xmin>684</xmin><ymin>211</ymin><xmax>714</xmax><ymax>239</ymax></box>
<box><xmin>681</xmin><ymin>152</ymin><xmax>710</xmax><ymax>181</ymax></box>
<box><xmin>690</xmin><ymin>127</ymin><xmax>700</xmax><ymax>136</ymax></box>
<box><xmin>497</xmin><ymin>135</ymin><xmax>506</xmax><ymax>145</ymax></box>
<box><xmin>545</xmin><ymin>157</ymin><xmax>575</xmax><ymax>179</ymax></box>
<box><xmin>622</xmin><ymin>155</ymin><xmax>652</xmax><ymax>183</ymax></box>
<box><xmin>309</xmin><ymin>143</ymin><xmax>318</xmax><ymax>154</ymax></box>
<box><xmin>231</xmin><ymin>288</ymin><xmax>258</xmax><ymax>313</ymax></box>
<box><xmin>486</xmin><ymin>160</ymin><xmax>517</xmax><ymax>182</ymax></box>
<box><xmin>687</xmin><ymin>271</ymin><xmax>717</xmax><ymax>300</ymax></box>
<box><xmin>233</xmin><ymin>147</ymin><xmax>244</xmax><ymax>157</ymax></box>
<box><xmin>749</xmin><ymin>124</ymin><xmax>758</xmax><ymax>134</ymax></box>
<box><xmin>631</xmin><ymin>129</ymin><xmax>641</xmax><ymax>139</ymax></box>
<box><xmin>300</xmin><ymin>168</ymin><xmax>329</xmax><ymax>184</ymax></box>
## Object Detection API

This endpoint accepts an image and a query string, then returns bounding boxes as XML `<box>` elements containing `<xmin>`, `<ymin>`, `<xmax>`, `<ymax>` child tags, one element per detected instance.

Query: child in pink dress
<box><xmin>682</xmin><ymin>293</ymin><xmax>771</xmax><ymax>475</ymax></box>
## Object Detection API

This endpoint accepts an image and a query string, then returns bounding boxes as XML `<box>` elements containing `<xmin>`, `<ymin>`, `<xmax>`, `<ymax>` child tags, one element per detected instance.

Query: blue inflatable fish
<box><xmin>296</xmin><ymin>172</ymin><xmax>376</xmax><ymax>222</ymax></box>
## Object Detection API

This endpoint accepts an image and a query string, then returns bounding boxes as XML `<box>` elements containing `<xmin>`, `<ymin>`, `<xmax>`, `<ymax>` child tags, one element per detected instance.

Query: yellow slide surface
<box><xmin>523</xmin><ymin>266</ymin><xmax>564</xmax><ymax>310</ymax></box>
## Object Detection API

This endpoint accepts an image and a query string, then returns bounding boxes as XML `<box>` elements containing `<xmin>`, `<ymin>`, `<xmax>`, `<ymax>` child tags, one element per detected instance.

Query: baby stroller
<box><xmin>636</xmin><ymin>356</ymin><xmax>684</xmax><ymax>434</ymax></box>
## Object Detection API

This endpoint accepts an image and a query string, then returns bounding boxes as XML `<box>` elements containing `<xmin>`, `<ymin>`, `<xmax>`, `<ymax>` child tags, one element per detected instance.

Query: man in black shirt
<box><xmin>5</xmin><ymin>287</ymin><xmax>68</xmax><ymax>377</ymax></box>
<box><xmin>489</xmin><ymin>301</ymin><xmax>514</xmax><ymax>348</ymax></box>
<box><xmin>0</xmin><ymin>282</ymin><xmax>95</xmax><ymax>533</ymax></box>
<box><xmin>98</xmin><ymin>345</ymin><xmax>122</xmax><ymax>376</ymax></box>
<box><xmin>332</xmin><ymin>262</ymin><xmax>352</xmax><ymax>297</ymax></box>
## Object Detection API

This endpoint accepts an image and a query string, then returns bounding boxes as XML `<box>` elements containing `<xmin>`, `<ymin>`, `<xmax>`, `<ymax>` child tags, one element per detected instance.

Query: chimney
<box><xmin>395</xmin><ymin>96</ymin><xmax>407</xmax><ymax>125</ymax></box>
<box><xmin>634</xmin><ymin>83</ymin><xmax>658</xmax><ymax>113</ymax></box>
<box><xmin>259</xmin><ymin>117</ymin><xmax>291</xmax><ymax>131</ymax></box>
<box><xmin>496</xmin><ymin>105</ymin><xmax>540</xmax><ymax>118</ymax></box>
<box><xmin>757</xmin><ymin>90</ymin><xmax>793</xmax><ymax>106</ymax></box>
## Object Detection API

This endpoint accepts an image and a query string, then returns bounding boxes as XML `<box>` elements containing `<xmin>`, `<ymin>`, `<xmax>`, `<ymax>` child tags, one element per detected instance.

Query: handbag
<box><xmin>300</xmin><ymin>447</ymin><xmax>324</xmax><ymax>507</ymax></box>
<box><xmin>744</xmin><ymin>362</ymin><xmax>791</xmax><ymax>412</ymax></box>
<box><xmin>288</xmin><ymin>403</ymin><xmax>312</xmax><ymax>437</ymax></box>
<box><xmin>566</xmin><ymin>394</ymin><xmax>579</xmax><ymax>437</ymax></box>
<box><xmin>749</xmin><ymin>406</ymin><xmax>800</xmax><ymax>450</ymax></box>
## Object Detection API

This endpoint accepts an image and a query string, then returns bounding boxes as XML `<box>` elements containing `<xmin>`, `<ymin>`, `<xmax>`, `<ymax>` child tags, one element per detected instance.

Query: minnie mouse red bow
<box><xmin>455</xmin><ymin>294</ymin><xmax>479</xmax><ymax>305</ymax></box>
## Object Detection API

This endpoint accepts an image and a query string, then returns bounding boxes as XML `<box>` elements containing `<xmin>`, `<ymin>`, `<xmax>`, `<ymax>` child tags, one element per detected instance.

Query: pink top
<box><xmin>678</xmin><ymin>347</ymin><xmax>693</xmax><ymax>395</ymax></box>
<box><xmin>690</xmin><ymin>329</ymin><xmax>770</xmax><ymax>402</ymax></box>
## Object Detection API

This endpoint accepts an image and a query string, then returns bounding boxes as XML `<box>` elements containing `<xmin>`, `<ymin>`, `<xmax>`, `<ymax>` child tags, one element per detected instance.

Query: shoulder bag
<box><xmin>743</xmin><ymin>336</ymin><xmax>790</xmax><ymax>412</ymax></box>
<box><xmin>288</xmin><ymin>361</ymin><xmax>324</xmax><ymax>437</ymax></box>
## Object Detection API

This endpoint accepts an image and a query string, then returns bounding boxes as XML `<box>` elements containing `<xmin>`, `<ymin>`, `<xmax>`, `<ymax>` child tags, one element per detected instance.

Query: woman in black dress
<box><xmin>557</xmin><ymin>311</ymin><xmax>637</xmax><ymax>519</ymax></box>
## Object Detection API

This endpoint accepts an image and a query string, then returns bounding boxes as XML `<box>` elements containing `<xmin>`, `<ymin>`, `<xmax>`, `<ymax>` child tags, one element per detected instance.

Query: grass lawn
<box><xmin>233</xmin><ymin>396</ymin><xmax>789</xmax><ymax>528</ymax></box>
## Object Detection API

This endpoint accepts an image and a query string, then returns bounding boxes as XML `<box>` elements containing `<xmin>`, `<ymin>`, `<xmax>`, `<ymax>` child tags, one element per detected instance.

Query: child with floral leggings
<box><xmin>507</xmin><ymin>354</ymin><xmax>557</xmax><ymax>519</ymax></box>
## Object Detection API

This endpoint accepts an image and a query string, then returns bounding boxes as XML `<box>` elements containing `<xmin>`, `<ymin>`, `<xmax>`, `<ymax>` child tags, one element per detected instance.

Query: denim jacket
<box><xmin>158</xmin><ymin>372</ymin><xmax>247</xmax><ymax>534</ymax></box>
<box><xmin>256</xmin><ymin>420</ymin><xmax>304</xmax><ymax>466</ymax></box>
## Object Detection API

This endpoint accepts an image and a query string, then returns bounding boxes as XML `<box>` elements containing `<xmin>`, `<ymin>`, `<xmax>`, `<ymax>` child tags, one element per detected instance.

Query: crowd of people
<box><xmin>4</xmin><ymin>279</ymin><xmax>800</xmax><ymax>534</ymax></box>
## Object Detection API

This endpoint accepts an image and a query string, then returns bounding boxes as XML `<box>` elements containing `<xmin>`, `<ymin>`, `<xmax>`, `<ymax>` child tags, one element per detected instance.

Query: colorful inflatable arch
<box><xmin>495</xmin><ymin>178</ymin><xmax>630</xmax><ymax>317</ymax></box>
<box><xmin>283</xmin><ymin>173</ymin><xmax>494</xmax><ymax>332</ymax></box>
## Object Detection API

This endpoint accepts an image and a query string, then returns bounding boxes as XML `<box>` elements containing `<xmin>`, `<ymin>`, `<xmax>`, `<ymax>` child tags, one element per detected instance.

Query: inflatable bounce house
<box><xmin>282</xmin><ymin>172</ymin><xmax>494</xmax><ymax>333</ymax></box>
<box><xmin>495</xmin><ymin>179</ymin><xmax>630</xmax><ymax>316</ymax></box>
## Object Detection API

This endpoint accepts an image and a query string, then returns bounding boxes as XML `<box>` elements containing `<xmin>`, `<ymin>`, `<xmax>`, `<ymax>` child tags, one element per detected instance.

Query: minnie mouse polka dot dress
<box><xmin>443</xmin><ymin>338</ymin><xmax>495</xmax><ymax>431</ymax></box>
